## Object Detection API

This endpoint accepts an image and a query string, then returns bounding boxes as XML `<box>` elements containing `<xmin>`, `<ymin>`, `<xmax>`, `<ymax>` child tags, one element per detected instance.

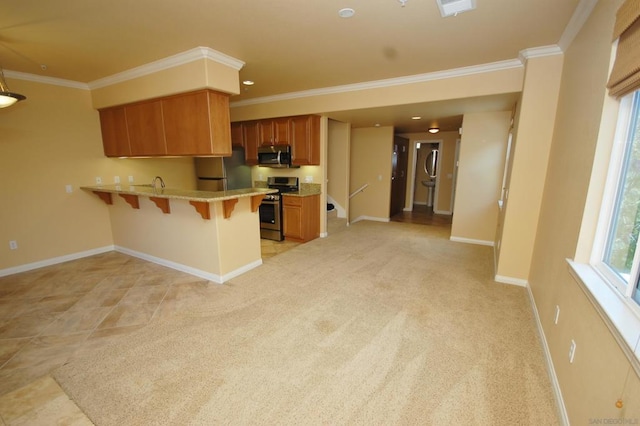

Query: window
<box><xmin>593</xmin><ymin>89</ymin><xmax>640</xmax><ymax>308</ymax></box>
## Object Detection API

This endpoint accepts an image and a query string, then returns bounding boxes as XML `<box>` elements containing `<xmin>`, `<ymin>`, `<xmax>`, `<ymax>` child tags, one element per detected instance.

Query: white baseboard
<box><xmin>449</xmin><ymin>236</ymin><xmax>494</xmax><ymax>247</ymax></box>
<box><xmin>351</xmin><ymin>215</ymin><xmax>390</xmax><ymax>224</ymax></box>
<box><xmin>221</xmin><ymin>259</ymin><xmax>263</xmax><ymax>283</ymax></box>
<box><xmin>434</xmin><ymin>209</ymin><xmax>453</xmax><ymax>215</ymax></box>
<box><xmin>114</xmin><ymin>246</ymin><xmax>262</xmax><ymax>284</ymax></box>
<box><xmin>0</xmin><ymin>244</ymin><xmax>263</xmax><ymax>283</ymax></box>
<box><xmin>414</xmin><ymin>201</ymin><xmax>427</xmax><ymax>206</ymax></box>
<box><xmin>525</xmin><ymin>283</ymin><xmax>569</xmax><ymax>426</ymax></box>
<box><xmin>494</xmin><ymin>274</ymin><xmax>528</xmax><ymax>287</ymax></box>
<box><xmin>0</xmin><ymin>246</ymin><xmax>115</xmax><ymax>277</ymax></box>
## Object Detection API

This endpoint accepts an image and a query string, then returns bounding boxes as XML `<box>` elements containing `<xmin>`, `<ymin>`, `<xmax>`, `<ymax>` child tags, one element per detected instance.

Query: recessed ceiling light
<box><xmin>242</xmin><ymin>80</ymin><xmax>255</xmax><ymax>86</ymax></box>
<box><xmin>411</xmin><ymin>116</ymin><xmax>422</xmax><ymax>120</ymax></box>
<box><xmin>338</xmin><ymin>8</ymin><xmax>355</xmax><ymax>18</ymax></box>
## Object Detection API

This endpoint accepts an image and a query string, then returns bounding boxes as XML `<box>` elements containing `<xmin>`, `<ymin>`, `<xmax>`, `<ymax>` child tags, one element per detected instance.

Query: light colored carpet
<box><xmin>53</xmin><ymin>221</ymin><xmax>559</xmax><ymax>425</ymax></box>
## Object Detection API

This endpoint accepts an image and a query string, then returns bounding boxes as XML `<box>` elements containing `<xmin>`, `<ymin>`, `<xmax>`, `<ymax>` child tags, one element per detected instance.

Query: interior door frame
<box><xmin>451</xmin><ymin>138</ymin><xmax>461</xmax><ymax>214</ymax></box>
<box><xmin>390</xmin><ymin>136</ymin><xmax>409</xmax><ymax>217</ymax></box>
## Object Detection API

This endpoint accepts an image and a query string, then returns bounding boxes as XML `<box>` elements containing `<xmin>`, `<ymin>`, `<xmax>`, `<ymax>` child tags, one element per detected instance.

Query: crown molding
<box><xmin>231</xmin><ymin>58</ymin><xmax>523</xmax><ymax>108</ymax></box>
<box><xmin>6</xmin><ymin>40</ymin><xmax>565</xmax><ymax>102</ymax></box>
<box><xmin>518</xmin><ymin>45</ymin><xmax>563</xmax><ymax>63</ymax></box>
<box><xmin>4</xmin><ymin>46</ymin><xmax>245</xmax><ymax>91</ymax></box>
<box><xmin>558</xmin><ymin>0</ymin><xmax>598</xmax><ymax>52</ymax></box>
<box><xmin>3</xmin><ymin>70</ymin><xmax>89</xmax><ymax>90</ymax></box>
<box><xmin>89</xmin><ymin>46</ymin><xmax>244</xmax><ymax>90</ymax></box>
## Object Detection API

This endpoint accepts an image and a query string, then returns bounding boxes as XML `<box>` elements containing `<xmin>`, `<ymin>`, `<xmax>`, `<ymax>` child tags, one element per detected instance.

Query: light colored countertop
<box><xmin>282</xmin><ymin>186</ymin><xmax>322</xmax><ymax>197</ymax></box>
<box><xmin>81</xmin><ymin>184</ymin><xmax>277</xmax><ymax>202</ymax></box>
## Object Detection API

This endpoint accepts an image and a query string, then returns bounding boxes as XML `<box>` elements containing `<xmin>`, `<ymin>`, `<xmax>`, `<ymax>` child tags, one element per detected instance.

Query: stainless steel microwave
<box><xmin>257</xmin><ymin>144</ymin><xmax>292</xmax><ymax>168</ymax></box>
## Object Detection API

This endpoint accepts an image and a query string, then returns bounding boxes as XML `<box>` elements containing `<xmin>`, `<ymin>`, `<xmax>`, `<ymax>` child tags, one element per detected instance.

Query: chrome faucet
<box><xmin>152</xmin><ymin>176</ymin><xmax>165</xmax><ymax>189</ymax></box>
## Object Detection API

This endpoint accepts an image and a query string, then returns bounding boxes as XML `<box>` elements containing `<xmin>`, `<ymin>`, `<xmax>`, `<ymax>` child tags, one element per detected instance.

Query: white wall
<box><xmin>349</xmin><ymin>126</ymin><xmax>394</xmax><ymax>222</ymax></box>
<box><xmin>450</xmin><ymin>111</ymin><xmax>511</xmax><ymax>245</ymax></box>
<box><xmin>327</xmin><ymin>120</ymin><xmax>351</xmax><ymax>218</ymax></box>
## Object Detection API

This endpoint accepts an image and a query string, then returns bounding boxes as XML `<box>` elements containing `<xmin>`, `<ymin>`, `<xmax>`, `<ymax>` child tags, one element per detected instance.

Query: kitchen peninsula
<box><xmin>82</xmin><ymin>184</ymin><xmax>276</xmax><ymax>283</ymax></box>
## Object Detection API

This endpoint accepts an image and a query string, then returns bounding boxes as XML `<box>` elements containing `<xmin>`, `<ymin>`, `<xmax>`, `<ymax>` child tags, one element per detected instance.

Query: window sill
<box><xmin>567</xmin><ymin>259</ymin><xmax>640</xmax><ymax>369</ymax></box>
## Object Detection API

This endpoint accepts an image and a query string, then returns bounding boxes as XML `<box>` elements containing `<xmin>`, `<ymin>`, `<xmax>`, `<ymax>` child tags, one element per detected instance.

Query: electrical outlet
<box><xmin>95</xmin><ymin>176</ymin><xmax>102</xmax><ymax>185</ymax></box>
<box><xmin>128</xmin><ymin>176</ymin><xmax>134</xmax><ymax>183</ymax></box>
<box><xmin>9</xmin><ymin>240</ymin><xmax>17</xmax><ymax>250</ymax></box>
<box><xmin>554</xmin><ymin>305</ymin><xmax>560</xmax><ymax>325</ymax></box>
<box><xmin>114</xmin><ymin>176</ymin><xmax>120</xmax><ymax>184</ymax></box>
<box><xmin>305</xmin><ymin>176</ymin><xmax>313</xmax><ymax>183</ymax></box>
<box><xmin>65</xmin><ymin>184</ymin><xmax>73</xmax><ymax>193</ymax></box>
<box><xmin>569</xmin><ymin>340</ymin><xmax>576</xmax><ymax>363</ymax></box>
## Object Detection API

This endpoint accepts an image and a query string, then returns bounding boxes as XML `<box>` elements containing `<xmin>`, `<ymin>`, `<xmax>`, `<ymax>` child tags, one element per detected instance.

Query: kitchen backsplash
<box><xmin>300</xmin><ymin>183</ymin><xmax>321</xmax><ymax>193</ymax></box>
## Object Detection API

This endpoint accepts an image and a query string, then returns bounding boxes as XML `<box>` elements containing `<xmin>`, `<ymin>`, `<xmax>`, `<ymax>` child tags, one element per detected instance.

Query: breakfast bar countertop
<box><xmin>81</xmin><ymin>184</ymin><xmax>277</xmax><ymax>202</ymax></box>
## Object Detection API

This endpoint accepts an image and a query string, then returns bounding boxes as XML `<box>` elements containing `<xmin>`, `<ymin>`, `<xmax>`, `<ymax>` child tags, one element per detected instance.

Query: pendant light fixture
<box><xmin>0</xmin><ymin>68</ymin><xmax>26</xmax><ymax>108</ymax></box>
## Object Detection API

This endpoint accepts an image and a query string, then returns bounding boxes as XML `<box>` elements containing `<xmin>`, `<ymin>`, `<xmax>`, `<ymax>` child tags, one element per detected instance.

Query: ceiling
<box><xmin>1</xmin><ymin>0</ymin><xmax>581</xmax><ymax>132</ymax></box>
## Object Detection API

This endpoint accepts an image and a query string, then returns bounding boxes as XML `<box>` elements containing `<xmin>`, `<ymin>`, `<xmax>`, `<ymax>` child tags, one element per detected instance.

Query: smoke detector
<box><xmin>436</xmin><ymin>0</ymin><xmax>476</xmax><ymax>17</ymax></box>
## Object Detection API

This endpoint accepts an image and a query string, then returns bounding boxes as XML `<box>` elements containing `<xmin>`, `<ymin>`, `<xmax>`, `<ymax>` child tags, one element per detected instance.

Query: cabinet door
<box><xmin>291</xmin><ymin>115</ymin><xmax>320</xmax><ymax>165</ymax></box>
<box><xmin>283</xmin><ymin>199</ymin><xmax>303</xmax><ymax>240</ymax></box>
<box><xmin>99</xmin><ymin>107</ymin><xmax>131</xmax><ymax>157</ymax></box>
<box><xmin>125</xmin><ymin>100</ymin><xmax>166</xmax><ymax>156</ymax></box>
<box><xmin>259</xmin><ymin>117</ymin><xmax>290</xmax><ymax>145</ymax></box>
<box><xmin>243</xmin><ymin>121</ymin><xmax>260</xmax><ymax>165</ymax></box>
<box><xmin>303</xmin><ymin>194</ymin><xmax>320</xmax><ymax>241</ymax></box>
<box><xmin>162</xmin><ymin>90</ymin><xmax>231</xmax><ymax>156</ymax></box>
<box><xmin>207</xmin><ymin>90</ymin><xmax>232</xmax><ymax>156</ymax></box>
<box><xmin>258</xmin><ymin>120</ymin><xmax>274</xmax><ymax>145</ymax></box>
<box><xmin>273</xmin><ymin>117</ymin><xmax>291</xmax><ymax>144</ymax></box>
<box><xmin>231</xmin><ymin>122</ymin><xmax>244</xmax><ymax>148</ymax></box>
<box><xmin>283</xmin><ymin>195</ymin><xmax>319</xmax><ymax>242</ymax></box>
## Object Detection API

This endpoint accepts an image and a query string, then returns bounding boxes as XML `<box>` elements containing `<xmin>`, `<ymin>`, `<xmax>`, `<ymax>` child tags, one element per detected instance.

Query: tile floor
<box><xmin>0</xmin><ymin>238</ymin><xmax>299</xmax><ymax>425</ymax></box>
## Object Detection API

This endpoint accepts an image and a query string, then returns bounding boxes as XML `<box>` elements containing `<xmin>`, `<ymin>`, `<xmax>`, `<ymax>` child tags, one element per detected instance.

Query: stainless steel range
<box><xmin>259</xmin><ymin>176</ymin><xmax>299</xmax><ymax>241</ymax></box>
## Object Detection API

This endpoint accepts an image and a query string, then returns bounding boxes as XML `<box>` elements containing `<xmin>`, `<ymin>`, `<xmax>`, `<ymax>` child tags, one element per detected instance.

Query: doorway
<box><xmin>412</xmin><ymin>140</ymin><xmax>442</xmax><ymax>212</ymax></box>
<box><xmin>391</xmin><ymin>139</ymin><xmax>453</xmax><ymax>227</ymax></box>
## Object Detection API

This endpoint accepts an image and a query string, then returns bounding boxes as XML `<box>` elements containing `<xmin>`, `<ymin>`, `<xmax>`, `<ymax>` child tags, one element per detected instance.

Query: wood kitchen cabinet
<box><xmin>226</xmin><ymin>114</ymin><xmax>321</xmax><ymax>165</ymax></box>
<box><xmin>259</xmin><ymin>117</ymin><xmax>290</xmax><ymax>145</ymax></box>
<box><xmin>283</xmin><ymin>194</ymin><xmax>320</xmax><ymax>243</ymax></box>
<box><xmin>125</xmin><ymin>100</ymin><xmax>166</xmax><ymax>156</ymax></box>
<box><xmin>242</xmin><ymin>121</ymin><xmax>260</xmax><ymax>165</ymax></box>
<box><xmin>290</xmin><ymin>115</ymin><xmax>320</xmax><ymax>166</ymax></box>
<box><xmin>98</xmin><ymin>89</ymin><xmax>232</xmax><ymax>157</ymax></box>
<box><xmin>162</xmin><ymin>90</ymin><xmax>231</xmax><ymax>156</ymax></box>
<box><xmin>231</xmin><ymin>122</ymin><xmax>244</xmax><ymax>148</ymax></box>
<box><xmin>98</xmin><ymin>106</ymin><xmax>131</xmax><ymax>157</ymax></box>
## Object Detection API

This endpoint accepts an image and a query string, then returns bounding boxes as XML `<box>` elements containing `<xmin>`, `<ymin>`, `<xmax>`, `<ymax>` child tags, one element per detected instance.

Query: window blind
<box><xmin>607</xmin><ymin>0</ymin><xmax>640</xmax><ymax>97</ymax></box>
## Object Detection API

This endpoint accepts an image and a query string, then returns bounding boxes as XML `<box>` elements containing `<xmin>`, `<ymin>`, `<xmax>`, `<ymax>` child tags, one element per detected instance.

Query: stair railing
<box><xmin>349</xmin><ymin>183</ymin><xmax>369</xmax><ymax>199</ymax></box>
